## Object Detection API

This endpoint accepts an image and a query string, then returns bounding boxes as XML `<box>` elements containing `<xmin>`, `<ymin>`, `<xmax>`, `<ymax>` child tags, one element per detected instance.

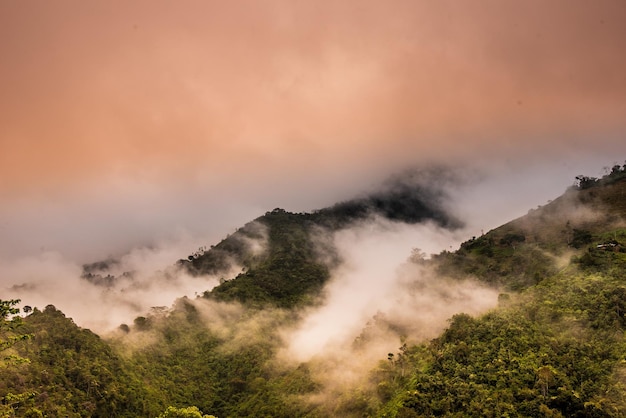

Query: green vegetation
<box><xmin>1</xmin><ymin>169</ymin><xmax>626</xmax><ymax>416</ymax></box>
<box><xmin>158</xmin><ymin>406</ymin><xmax>215</xmax><ymax>418</ymax></box>
<box><xmin>575</xmin><ymin>162</ymin><xmax>626</xmax><ymax>190</ymax></box>
<box><xmin>120</xmin><ymin>297</ymin><xmax>314</xmax><ymax>417</ymax></box>
<box><xmin>184</xmin><ymin>171</ymin><xmax>463</xmax><ymax>308</ymax></box>
<box><xmin>1</xmin><ymin>305</ymin><xmax>151</xmax><ymax>417</ymax></box>
<box><xmin>378</xmin><ymin>269</ymin><xmax>626</xmax><ymax>417</ymax></box>
<box><xmin>0</xmin><ymin>299</ymin><xmax>34</xmax><ymax>418</ymax></box>
<box><xmin>203</xmin><ymin>209</ymin><xmax>333</xmax><ymax>308</ymax></box>
<box><xmin>434</xmin><ymin>232</ymin><xmax>557</xmax><ymax>290</ymax></box>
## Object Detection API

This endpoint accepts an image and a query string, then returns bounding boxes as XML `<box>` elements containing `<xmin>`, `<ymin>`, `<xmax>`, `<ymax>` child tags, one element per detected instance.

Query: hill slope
<box><xmin>377</xmin><ymin>170</ymin><xmax>626</xmax><ymax>417</ymax></box>
<box><xmin>434</xmin><ymin>171</ymin><xmax>626</xmax><ymax>290</ymax></box>
<box><xmin>2</xmin><ymin>166</ymin><xmax>626</xmax><ymax>417</ymax></box>
<box><xmin>181</xmin><ymin>170</ymin><xmax>462</xmax><ymax>308</ymax></box>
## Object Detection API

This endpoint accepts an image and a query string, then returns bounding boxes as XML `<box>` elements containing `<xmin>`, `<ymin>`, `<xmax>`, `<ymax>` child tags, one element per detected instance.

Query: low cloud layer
<box><xmin>0</xmin><ymin>235</ymin><xmax>242</xmax><ymax>331</ymax></box>
<box><xmin>285</xmin><ymin>218</ymin><xmax>463</xmax><ymax>361</ymax></box>
<box><xmin>0</xmin><ymin>2</ymin><xmax>623</xmax><ymax>412</ymax></box>
<box><xmin>0</xmin><ymin>0</ymin><xmax>624</xmax><ymax>265</ymax></box>
<box><xmin>272</xmin><ymin>216</ymin><xmax>501</xmax><ymax>410</ymax></box>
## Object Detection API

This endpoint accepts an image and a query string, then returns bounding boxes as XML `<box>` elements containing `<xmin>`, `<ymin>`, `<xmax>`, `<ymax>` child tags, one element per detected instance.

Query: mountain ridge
<box><xmin>3</xmin><ymin>164</ymin><xmax>626</xmax><ymax>417</ymax></box>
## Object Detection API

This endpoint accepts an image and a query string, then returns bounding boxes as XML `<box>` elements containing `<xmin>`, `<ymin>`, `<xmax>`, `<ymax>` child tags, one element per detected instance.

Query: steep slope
<box><xmin>434</xmin><ymin>171</ymin><xmax>626</xmax><ymax>290</ymax></box>
<box><xmin>1</xmin><ymin>305</ymin><xmax>153</xmax><ymax>417</ymax></box>
<box><xmin>498</xmin><ymin>172</ymin><xmax>626</xmax><ymax>251</ymax></box>
<box><xmin>3</xmin><ymin>166</ymin><xmax>626</xmax><ymax>417</ymax></box>
<box><xmin>181</xmin><ymin>170</ymin><xmax>462</xmax><ymax>308</ymax></box>
<box><xmin>375</xmin><ymin>170</ymin><xmax>626</xmax><ymax>417</ymax></box>
<box><xmin>198</xmin><ymin>209</ymin><xmax>332</xmax><ymax>308</ymax></box>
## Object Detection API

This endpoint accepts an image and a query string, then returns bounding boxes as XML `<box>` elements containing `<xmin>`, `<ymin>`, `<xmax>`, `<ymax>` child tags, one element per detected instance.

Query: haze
<box><xmin>1</xmin><ymin>1</ymin><xmax>625</xmax><ymax>263</ymax></box>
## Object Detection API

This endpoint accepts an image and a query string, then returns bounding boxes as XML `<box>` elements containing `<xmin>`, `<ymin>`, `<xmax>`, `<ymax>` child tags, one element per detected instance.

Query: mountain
<box><xmin>2</xmin><ymin>165</ymin><xmax>626</xmax><ymax>417</ymax></box>
<box><xmin>434</xmin><ymin>168</ymin><xmax>626</xmax><ymax>290</ymax></box>
<box><xmin>381</xmin><ymin>169</ymin><xmax>626</xmax><ymax>417</ymax></box>
<box><xmin>180</xmin><ymin>168</ymin><xmax>462</xmax><ymax>308</ymax></box>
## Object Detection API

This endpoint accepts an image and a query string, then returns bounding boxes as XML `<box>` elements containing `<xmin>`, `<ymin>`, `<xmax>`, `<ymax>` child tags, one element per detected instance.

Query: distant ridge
<box><xmin>181</xmin><ymin>168</ymin><xmax>462</xmax><ymax>307</ymax></box>
<box><xmin>434</xmin><ymin>165</ymin><xmax>626</xmax><ymax>289</ymax></box>
<box><xmin>8</xmin><ymin>163</ymin><xmax>626</xmax><ymax>417</ymax></box>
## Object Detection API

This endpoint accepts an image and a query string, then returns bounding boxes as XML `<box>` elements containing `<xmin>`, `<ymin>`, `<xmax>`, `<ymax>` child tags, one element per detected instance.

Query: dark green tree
<box><xmin>0</xmin><ymin>299</ymin><xmax>34</xmax><ymax>417</ymax></box>
<box><xmin>158</xmin><ymin>405</ymin><xmax>216</xmax><ymax>418</ymax></box>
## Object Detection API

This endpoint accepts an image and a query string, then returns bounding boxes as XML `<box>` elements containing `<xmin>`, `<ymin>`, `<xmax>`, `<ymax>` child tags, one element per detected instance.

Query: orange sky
<box><xmin>1</xmin><ymin>0</ymin><xmax>626</xmax><ymax>260</ymax></box>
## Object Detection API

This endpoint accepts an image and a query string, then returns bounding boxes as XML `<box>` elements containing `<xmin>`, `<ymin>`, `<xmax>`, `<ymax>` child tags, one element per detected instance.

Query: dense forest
<box><xmin>2</xmin><ymin>165</ymin><xmax>626</xmax><ymax>417</ymax></box>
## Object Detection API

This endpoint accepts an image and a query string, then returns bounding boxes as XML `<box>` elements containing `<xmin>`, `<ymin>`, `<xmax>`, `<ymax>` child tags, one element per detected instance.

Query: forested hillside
<box><xmin>2</xmin><ymin>166</ymin><xmax>626</xmax><ymax>417</ymax></box>
<box><xmin>181</xmin><ymin>170</ymin><xmax>461</xmax><ymax>309</ymax></box>
<box><xmin>381</xmin><ymin>167</ymin><xmax>626</xmax><ymax>417</ymax></box>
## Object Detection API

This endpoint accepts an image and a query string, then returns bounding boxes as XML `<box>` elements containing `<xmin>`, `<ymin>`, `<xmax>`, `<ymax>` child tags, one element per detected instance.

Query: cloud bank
<box><xmin>0</xmin><ymin>235</ymin><xmax>237</xmax><ymax>331</ymax></box>
<box><xmin>0</xmin><ymin>0</ymin><xmax>625</xmax><ymax>263</ymax></box>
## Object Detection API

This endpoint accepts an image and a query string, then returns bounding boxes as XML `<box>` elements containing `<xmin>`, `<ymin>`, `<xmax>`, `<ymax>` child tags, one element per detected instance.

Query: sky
<box><xmin>1</xmin><ymin>0</ymin><xmax>626</xmax><ymax>265</ymax></box>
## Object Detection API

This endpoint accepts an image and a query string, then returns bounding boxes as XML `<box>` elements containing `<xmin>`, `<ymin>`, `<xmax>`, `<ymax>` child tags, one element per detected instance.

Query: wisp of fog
<box><xmin>272</xmin><ymin>214</ymin><xmax>500</xmax><ymax>409</ymax></box>
<box><xmin>284</xmin><ymin>217</ymin><xmax>463</xmax><ymax>361</ymax></box>
<box><xmin>0</xmin><ymin>233</ymin><xmax>244</xmax><ymax>331</ymax></box>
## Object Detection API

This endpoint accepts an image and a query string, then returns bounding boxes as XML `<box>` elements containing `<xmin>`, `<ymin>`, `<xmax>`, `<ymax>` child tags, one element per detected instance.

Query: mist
<box><xmin>100</xmin><ymin>210</ymin><xmax>501</xmax><ymax>410</ymax></box>
<box><xmin>0</xmin><ymin>234</ymin><xmax>246</xmax><ymax>332</ymax></box>
<box><xmin>267</xmin><ymin>215</ymin><xmax>500</xmax><ymax>410</ymax></box>
<box><xmin>1</xmin><ymin>0</ymin><xmax>625</xmax><ymax>266</ymax></box>
<box><xmin>1</xmin><ymin>2</ymin><xmax>624</xmax><ymax>414</ymax></box>
<box><xmin>285</xmin><ymin>217</ymin><xmax>461</xmax><ymax>361</ymax></box>
<box><xmin>40</xmin><ymin>163</ymin><xmax>614</xmax><ymax>412</ymax></box>
<box><xmin>0</xmin><ymin>160</ymin><xmax>608</xmax><ymax>335</ymax></box>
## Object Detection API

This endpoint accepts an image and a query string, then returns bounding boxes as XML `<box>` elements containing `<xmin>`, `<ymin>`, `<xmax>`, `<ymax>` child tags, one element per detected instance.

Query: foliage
<box><xmin>570</xmin><ymin>228</ymin><xmax>593</xmax><ymax>249</ymax></box>
<box><xmin>382</xmin><ymin>267</ymin><xmax>626</xmax><ymax>417</ymax></box>
<box><xmin>572</xmin><ymin>228</ymin><xmax>626</xmax><ymax>275</ymax></box>
<box><xmin>0</xmin><ymin>299</ymin><xmax>31</xmax><ymax>364</ymax></box>
<box><xmin>0</xmin><ymin>299</ymin><xmax>36</xmax><ymax>418</ymax></box>
<box><xmin>2</xmin><ymin>167</ymin><xmax>626</xmax><ymax>417</ymax></box>
<box><xmin>117</xmin><ymin>297</ymin><xmax>319</xmax><ymax>418</ymax></box>
<box><xmin>158</xmin><ymin>405</ymin><xmax>215</xmax><ymax>418</ymax></box>
<box><xmin>188</xmin><ymin>170</ymin><xmax>466</xmax><ymax>308</ymax></box>
<box><xmin>0</xmin><ymin>299</ymin><xmax>35</xmax><ymax>417</ymax></box>
<box><xmin>309</xmin><ymin>174</ymin><xmax>462</xmax><ymax>229</ymax></box>
<box><xmin>1</xmin><ymin>305</ymin><xmax>153</xmax><ymax>417</ymax></box>
<box><xmin>203</xmin><ymin>209</ymin><xmax>332</xmax><ymax>308</ymax></box>
<box><xmin>180</xmin><ymin>222</ymin><xmax>260</xmax><ymax>277</ymax></box>
<box><xmin>434</xmin><ymin>232</ymin><xmax>557</xmax><ymax>290</ymax></box>
<box><xmin>376</xmin><ymin>177</ymin><xmax>626</xmax><ymax>416</ymax></box>
<box><xmin>575</xmin><ymin>162</ymin><xmax>626</xmax><ymax>190</ymax></box>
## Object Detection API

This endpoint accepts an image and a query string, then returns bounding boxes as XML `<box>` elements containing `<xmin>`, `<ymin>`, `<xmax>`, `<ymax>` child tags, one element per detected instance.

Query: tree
<box><xmin>571</xmin><ymin>229</ymin><xmax>592</xmax><ymax>249</ymax></box>
<box><xmin>0</xmin><ymin>299</ymin><xmax>31</xmax><ymax>361</ymax></box>
<box><xmin>0</xmin><ymin>299</ymin><xmax>34</xmax><ymax>417</ymax></box>
<box><xmin>409</xmin><ymin>248</ymin><xmax>427</xmax><ymax>263</ymax></box>
<box><xmin>158</xmin><ymin>405</ymin><xmax>216</xmax><ymax>418</ymax></box>
<box><xmin>536</xmin><ymin>365</ymin><xmax>557</xmax><ymax>397</ymax></box>
<box><xmin>499</xmin><ymin>232</ymin><xmax>526</xmax><ymax>248</ymax></box>
<box><xmin>575</xmin><ymin>175</ymin><xmax>598</xmax><ymax>189</ymax></box>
